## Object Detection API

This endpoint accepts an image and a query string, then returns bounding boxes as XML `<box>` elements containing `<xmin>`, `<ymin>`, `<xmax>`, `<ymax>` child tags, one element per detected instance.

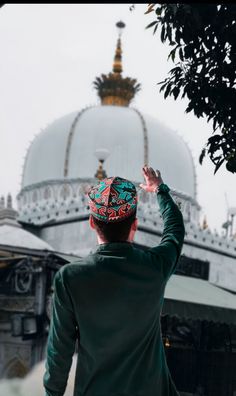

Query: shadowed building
<box><xmin>0</xmin><ymin>194</ymin><xmax>79</xmax><ymax>379</ymax></box>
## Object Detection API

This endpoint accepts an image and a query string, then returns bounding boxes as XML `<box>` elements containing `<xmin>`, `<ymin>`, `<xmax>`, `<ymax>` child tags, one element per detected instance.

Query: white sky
<box><xmin>0</xmin><ymin>4</ymin><xmax>235</xmax><ymax>233</ymax></box>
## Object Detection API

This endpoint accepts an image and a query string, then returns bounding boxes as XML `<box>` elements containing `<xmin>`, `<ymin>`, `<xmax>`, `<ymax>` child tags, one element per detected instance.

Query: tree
<box><xmin>145</xmin><ymin>4</ymin><xmax>236</xmax><ymax>174</ymax></box>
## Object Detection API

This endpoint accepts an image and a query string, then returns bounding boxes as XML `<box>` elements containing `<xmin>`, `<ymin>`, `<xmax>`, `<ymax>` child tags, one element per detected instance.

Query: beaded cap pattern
<box><xmin>88</xmin><ymin>177</ymin><xmax>137</xmax><ymax>222</ymax></box>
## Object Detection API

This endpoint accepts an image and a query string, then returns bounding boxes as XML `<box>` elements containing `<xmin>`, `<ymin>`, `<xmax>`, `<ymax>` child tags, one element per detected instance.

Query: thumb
<box><xmin>139</xmin><ymin>183</ymin><xmax>147</xmax><ymax>190</ymax></box>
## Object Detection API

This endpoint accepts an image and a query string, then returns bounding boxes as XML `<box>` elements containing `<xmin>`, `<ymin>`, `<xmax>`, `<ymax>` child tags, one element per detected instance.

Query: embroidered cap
<box><xmin>88</xmin><ymin>177</ymin><xmax>137</xmax><ymax>223</ymax></box>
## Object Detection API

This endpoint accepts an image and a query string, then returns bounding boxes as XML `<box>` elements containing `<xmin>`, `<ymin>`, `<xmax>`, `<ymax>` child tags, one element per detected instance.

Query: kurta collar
<box><xmin>95</xmin><ymin>241</ymin><xmax>134</xmax><ymax>253</ymax></box>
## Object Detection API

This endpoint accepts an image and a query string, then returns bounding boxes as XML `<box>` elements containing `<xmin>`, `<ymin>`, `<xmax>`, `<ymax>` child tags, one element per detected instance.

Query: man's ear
<box><xmin>89</xmin><ymin>215</ymin><xmax>95</xmax><ymax>230</ymax></box>
<box><xmin>132</xmin><ymin>217</ymin><xmax>138</xmax><ymax>231</ymax></box>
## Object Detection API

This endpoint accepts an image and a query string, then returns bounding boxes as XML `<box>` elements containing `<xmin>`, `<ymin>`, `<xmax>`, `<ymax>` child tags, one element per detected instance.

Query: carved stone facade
<box><xmin>17</xmin><ymin>178</ymin><xmax>236</xmax><ymax>292</ymax></box>
<box><xmin>17</xmin><ymin>179</ymin><xmax>201</xmax><ymax>227</ymax></box>
<box><xmin>0</xmin><ymin>246</ymin><xmax>73</xmax><ymax>379</ymax></box>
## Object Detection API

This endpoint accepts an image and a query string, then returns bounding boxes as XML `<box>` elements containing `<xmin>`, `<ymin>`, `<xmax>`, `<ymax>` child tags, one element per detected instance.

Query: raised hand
<box><xmin>139</xmin><ymin>165</ymin><xmax>164</xmax><ymax>193</ymax></box>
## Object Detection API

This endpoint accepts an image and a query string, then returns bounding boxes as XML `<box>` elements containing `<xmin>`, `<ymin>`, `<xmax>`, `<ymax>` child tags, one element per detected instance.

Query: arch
<box><xmin>43</xmin><ymin>186</ymin><xmax>52</xmax><ymax>200</ymax></box>
<box><xmin>32</xmin><ymin>190</ymin><xmax>38</xmax><ymax>203</ymax></box>
<box><xmin>3</xmin><ymin>356</ymin><xmax>28</xmax><ymax>379</ymax></box>
<box><xmin>60</xmin><ymin>183</ymin><xmax>72</xmax><ymax>200</ymax></box>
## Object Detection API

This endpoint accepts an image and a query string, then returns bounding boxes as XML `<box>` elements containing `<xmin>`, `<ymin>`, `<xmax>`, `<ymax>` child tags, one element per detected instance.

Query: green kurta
<box><xmin>44</xmin><ymin>189</ymin><xmax>185</xmax><ymax>396</ymax></box>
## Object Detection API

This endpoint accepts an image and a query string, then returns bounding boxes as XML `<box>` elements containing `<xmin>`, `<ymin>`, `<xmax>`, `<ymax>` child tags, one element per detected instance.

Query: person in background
<box><xmin>43</xmin><ymin>165</ymin><xmax>185</xmax><ymax>396</ymax></box>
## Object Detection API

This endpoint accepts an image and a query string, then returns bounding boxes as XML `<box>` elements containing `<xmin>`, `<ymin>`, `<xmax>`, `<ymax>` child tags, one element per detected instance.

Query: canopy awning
<box><xmin>163</xmin><ymin>275</ymin><xmax>236</xmax><ymax>325</ymax></box>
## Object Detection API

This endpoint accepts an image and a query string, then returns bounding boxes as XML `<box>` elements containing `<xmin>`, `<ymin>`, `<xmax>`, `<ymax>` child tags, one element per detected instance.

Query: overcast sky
<box><xmin>0</xmin><ymin>4</ymin><xmax>235</xmax><ymax>233</ymax></box>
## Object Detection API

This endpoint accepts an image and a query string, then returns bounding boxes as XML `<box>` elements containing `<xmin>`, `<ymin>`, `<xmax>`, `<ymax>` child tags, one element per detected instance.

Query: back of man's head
<box><xmin>91</xmin><ymin>212</ymin><xmax>136</xmax><ymax>242</ymax></box>
<box><xmin>88</xmin><ymin>176</ymin><xmax>138</xmax><ymax>242</ymax></box>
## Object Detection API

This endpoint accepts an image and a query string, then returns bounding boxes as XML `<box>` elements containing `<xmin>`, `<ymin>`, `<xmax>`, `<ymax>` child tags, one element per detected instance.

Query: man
<box><xmin>43</xmin><ymin>166</ymin><xmax>185</xmax><ymax>396</ymax></box>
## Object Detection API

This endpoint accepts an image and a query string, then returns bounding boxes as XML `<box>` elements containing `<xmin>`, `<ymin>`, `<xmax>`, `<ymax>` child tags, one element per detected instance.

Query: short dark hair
<box><xmin>92</xmin><ymin>211</ymin><xmax>137</xmax><ymax>242</ymax></box>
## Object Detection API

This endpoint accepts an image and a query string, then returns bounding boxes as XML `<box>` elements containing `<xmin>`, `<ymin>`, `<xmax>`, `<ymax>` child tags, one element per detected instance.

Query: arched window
<box><xmin>32</xmin><ymin>190</ymin><xmax>38</xmax><ymax>203</ymax></box>
<box><xmin>60</xmin><ymin>184</ymin><xmax>71</xmax><ymax>200</ymax></box>
<box><xmin>3</xmin><ymin>356</ymin><xmax>28</xmax><ymax>379</ymax></box>
<box><xmin>44</xmin><ymin>186</ymin><xmax>52</xmax><ymax>200</ymax></box>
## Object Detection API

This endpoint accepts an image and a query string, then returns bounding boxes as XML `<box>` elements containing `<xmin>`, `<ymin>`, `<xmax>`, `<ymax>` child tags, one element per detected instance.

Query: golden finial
<box><xmin>112</xmin><ymin>21</ymin><xmax>125</xmax><ymax>74</ymax></box>
<box><xmin>93</xmin><ymin>21</ymin><xmax>141</xmax><ymax>107</ymax></box>
<box><xmin>202</xmin><ymin>215</ymin><xmax>208</xmax><ymax>230</ymax></box>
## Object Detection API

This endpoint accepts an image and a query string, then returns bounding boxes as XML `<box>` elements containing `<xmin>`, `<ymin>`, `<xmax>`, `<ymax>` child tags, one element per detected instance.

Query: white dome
<box><xmin>22</xmin><ymin>106</ymin><xmax>196</xmax><ymax>199</ymax></box>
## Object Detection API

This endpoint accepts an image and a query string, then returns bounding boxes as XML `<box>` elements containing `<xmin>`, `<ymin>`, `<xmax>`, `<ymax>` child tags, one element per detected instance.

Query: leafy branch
<box><xmin>145</xmin><ymin>4</ymin><xmax>236</xmax><ymax>174</ymax></box>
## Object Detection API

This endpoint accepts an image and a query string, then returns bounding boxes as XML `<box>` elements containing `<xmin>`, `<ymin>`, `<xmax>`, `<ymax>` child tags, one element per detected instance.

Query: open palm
<box><xmin>139</xmin><ymin>166</ymin><xmax>164</xmax><ymax>193</ymax></box>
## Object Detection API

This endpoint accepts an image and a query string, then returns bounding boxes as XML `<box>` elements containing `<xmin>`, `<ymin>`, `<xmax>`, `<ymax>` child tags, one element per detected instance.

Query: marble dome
<box><xmin>22</xmin><ymin>105</ymin><xmax>196</xmax><ymax>199</ymax></box>
<box><xmin>18</xmin><ymin>22</ymin><xmax>199</xmax><ymax>229</ymax></box>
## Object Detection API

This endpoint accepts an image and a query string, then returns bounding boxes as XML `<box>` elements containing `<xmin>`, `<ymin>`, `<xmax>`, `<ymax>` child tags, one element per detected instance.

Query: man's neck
<box><xmin>97</xmin><ymin>236</ymin><xmax>132</xmax><ymax>245</ymax></box>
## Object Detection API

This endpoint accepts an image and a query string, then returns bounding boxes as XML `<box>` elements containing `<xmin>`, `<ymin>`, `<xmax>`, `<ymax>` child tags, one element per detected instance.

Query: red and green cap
<box><xmin>88</xmin><ymin>177</ymin><xmax>137</xmax><ymax>223</ymax></box>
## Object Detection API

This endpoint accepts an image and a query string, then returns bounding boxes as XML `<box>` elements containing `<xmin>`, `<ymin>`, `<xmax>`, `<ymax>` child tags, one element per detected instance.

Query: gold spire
<box><xmin>93</xmin><ymin>21</ymin><xmax>141</xmax><ymax>107</ymax></box>
<box><xmin>202</xmin><ymin>215</ymin><xmax>208</xmax><ymax>230</ymax></box>
<box><xmin>113</xmin><ymin>37</ymin><xmax>122</xmax><ymax>74</ymax></box>
<box><xmin>112</xmin><ymin>21</ymin><xmax>125</xmax><ymax>74</ymax></box>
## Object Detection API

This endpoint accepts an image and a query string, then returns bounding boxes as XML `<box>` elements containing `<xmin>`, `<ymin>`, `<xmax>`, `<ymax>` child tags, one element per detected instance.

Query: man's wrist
<box><xmin>155</xmin><ymin>183</ymin><xmax>170</xmax><ymax>194</ymax></box>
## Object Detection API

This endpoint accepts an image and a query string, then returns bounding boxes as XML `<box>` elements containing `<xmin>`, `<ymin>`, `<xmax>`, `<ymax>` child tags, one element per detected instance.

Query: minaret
<box><xmin>0</xmin><ymin>193</ymin><xmax>20</xmax><ymax>227</ymax></box>
<box><xmin>93</xmin><ymin>21</ymin><xmax>141</xmax><ymax>107</ymax></box>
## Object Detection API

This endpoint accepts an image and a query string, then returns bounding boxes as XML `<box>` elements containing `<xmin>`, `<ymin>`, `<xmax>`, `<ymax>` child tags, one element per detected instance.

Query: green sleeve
<box><xmin>149</xmin><ymin>191</ymin><xmax>185</xmax><ymax>280</ymax></box>
<box><xmin>43</xmin><ymin>269</ymin><xmax>78</xmax><ymax>396</ymax></box>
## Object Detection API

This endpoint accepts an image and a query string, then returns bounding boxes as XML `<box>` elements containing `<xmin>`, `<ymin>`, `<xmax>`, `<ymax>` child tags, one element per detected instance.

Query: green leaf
<box><xmin>159</xmin><ymin>81</ymin><xmax>167</xmax><ymax>90</ymax></box>
<box><xmin>168</xmin><ymin>48</ymin><xmax>176</xmax><ymax>61</ymax></box>
<box><xmin>172</xmin><ymin>86</ymin><xmax>180</xmax><ymax>100</ymax></box>
<box><xmin>199</xmin><ymin>148</ymin><xmax>206</xmax><ymax>165</ymax></box>
<box><xmin>155</xmin><ymin>6</ymin><xmax>162</xmax><ymax>16</ymax></box>
<box><xmin>164</xmin><ymin>83</ymin><xmax>172</xmax><ymax>99</ymax></box>
<box><xmin>179</xmin><ymin>47</ymin><xmax>184</xmax><ymax>61</ymax></box>
<box><xmin>208</xmin><ymin>134</ymin><xmax>221</xmax><ymax>144</ymax></box>
<box><xmin>153</xmin><ymin>23</ymin><xmax>158</xmax><ymax>35</ymax></box>
<box><xmin>214</xmin><ymin>158</ymin><xmax>224</xmax><ymax>174</ymax></box>
<box><xmin>185</xmin><ymin>102</ymin><xmax>194</xmax><ymax>113</ymax></box>
<box><xmin>161</xmin><ymin>25</ymin><xmax>166</xmax><ymax>42</ymax></box>
<box><xmin>146</xmin><ymin>21</ymin><xmax>158</xmax><ymax>29</ymax></box>
<box><xmin>166</xmin><ymin>24</ymin><xmax>172</xmax><ymax>42</ymax></box>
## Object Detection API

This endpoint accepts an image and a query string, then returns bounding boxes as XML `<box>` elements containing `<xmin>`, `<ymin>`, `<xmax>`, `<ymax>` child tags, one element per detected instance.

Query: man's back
<box><xmin>63</xmin><ymin>243</ymin><xmax>173</xmax><ymax>395</ymax></box>
<box><xmin>44</xmin><ymin>185</ymin><xmax>185</xmax><ymax>396</ymax></box>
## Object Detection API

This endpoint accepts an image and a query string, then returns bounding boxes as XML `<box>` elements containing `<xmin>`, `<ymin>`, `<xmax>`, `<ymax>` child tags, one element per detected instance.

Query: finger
<box><xmin>144</xmin><ymin>166</ymin><xmax>152</xmax><ymax>174</ymax></box>
<box><xmin>150</xmin><ymin>167</ymin><xmax>156</xmax><ymax>175</ymax></box>
<box><xmin>142</xmin><ymin>166</ymin><xmax>148</xmax><ymax>174</ymax></box>
<box><xmin>146</xmin><ymin>168</ymin><xmax>156</xmax><ymax>180</ymax></box>
<box><xmin>143</xmin><ymin>169</ymin><xmax>148</xmax><ymax>181</ymax></box>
